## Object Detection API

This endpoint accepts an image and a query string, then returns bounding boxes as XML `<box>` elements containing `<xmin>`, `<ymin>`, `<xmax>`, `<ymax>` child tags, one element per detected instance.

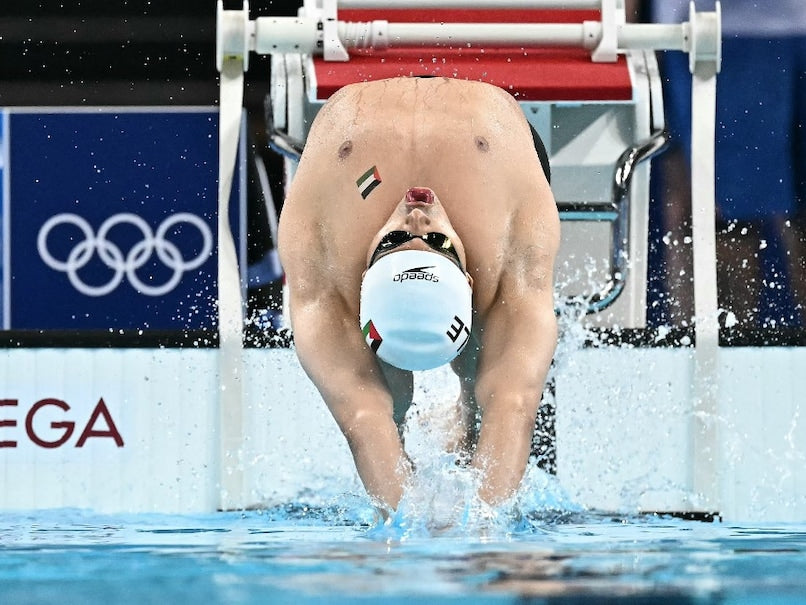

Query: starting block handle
<box><xmin>217</xmin><ymin>1</ymin><xmax>715</xmax><ymax>68</ymax></box>
<box><xmin>247</xmin><ymin>19</ymin><xmax>693</xmax><ymax>59</ymax></box>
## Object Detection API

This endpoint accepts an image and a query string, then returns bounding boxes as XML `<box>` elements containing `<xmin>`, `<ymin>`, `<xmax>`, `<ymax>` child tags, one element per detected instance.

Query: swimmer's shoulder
<box><xmin>317</xmin><ymin>78</ymin><xmax>387</xmax><ymax>110</ymax></box>
<box><xmin>318</xmin><ymin>77</ymin><xmax>516</xmax><ymax>111</ymax></box>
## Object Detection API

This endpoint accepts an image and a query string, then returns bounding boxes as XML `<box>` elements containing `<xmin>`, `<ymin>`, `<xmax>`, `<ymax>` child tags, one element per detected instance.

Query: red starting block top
<box><xmin>312</xmin><ymin>9</ymin><xmax>633</xmax><ymax>102</ymax></box>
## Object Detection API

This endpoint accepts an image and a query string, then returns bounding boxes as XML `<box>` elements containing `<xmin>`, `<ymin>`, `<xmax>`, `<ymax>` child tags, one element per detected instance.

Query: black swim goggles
<box><xmin>368</xmin><ymin>231</ymin><xmax>464</xmax><ymax>271</ymax></box>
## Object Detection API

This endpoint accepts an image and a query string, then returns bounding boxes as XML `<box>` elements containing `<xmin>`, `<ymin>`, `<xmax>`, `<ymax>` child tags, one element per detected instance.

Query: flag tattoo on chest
<box><xmin>356</xmin><ymin>166</ymin><xmax>382</xmax><ymax>199</ymax></box>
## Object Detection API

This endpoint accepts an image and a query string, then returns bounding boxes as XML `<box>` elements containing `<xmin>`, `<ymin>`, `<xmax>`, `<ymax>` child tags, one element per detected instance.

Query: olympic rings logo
<box><xmin>37</xmin><ymin>212</ymin><xmax>214</xmax><ymax>297</ymax></box>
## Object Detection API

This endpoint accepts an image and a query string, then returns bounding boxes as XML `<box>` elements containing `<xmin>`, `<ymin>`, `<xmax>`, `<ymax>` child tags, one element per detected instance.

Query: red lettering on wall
<box><xmin>0</xmin><ymin>397</ymin><xmax>124</xmax><ymax>449</ymax></box>
<box><xmin>0</xmin><ymin>399</ymin><xmax>18</xmax><ymax>448</ymax></box>
<box><xmin>75</xmin><ymin>398</ymin><xmax>124</xmax><ymax>447</ymax></box>
<box><xmin>26</xmin><ymin>399</ymin><xmax>75</xmax><ymax>448</ymax></box>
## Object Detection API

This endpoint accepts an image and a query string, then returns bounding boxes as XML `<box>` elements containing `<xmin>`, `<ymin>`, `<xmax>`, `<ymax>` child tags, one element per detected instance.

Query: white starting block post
<box><xmin>217</xmin><ymin>0</ymin><xmax>720</xmax><ymax>326</ymax></box>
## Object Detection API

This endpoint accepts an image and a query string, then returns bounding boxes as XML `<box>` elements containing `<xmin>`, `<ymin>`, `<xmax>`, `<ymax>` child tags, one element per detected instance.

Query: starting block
<box><xmin>215</xmin><ymin>0</ymin><xmax>722</xmax><ymax>330</ymax></box>
<box><xmin>211</xmin><ymin>0</ymin><xmax>726</xmax><ymax>516</ymax></box>
<box><xmin>273</xmin><ymin>9</ymin><xmax>663</xmax><ymax>328</ymax></box>
<box><xmin>265</xmin><ymin>2</ymin><xmax>666</xmax><ymax>327</ymax></box>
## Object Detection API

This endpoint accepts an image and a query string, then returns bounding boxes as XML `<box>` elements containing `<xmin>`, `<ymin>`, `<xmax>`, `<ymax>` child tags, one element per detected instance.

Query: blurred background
<box><xmin>0</xmin><ymin>1</ymin><xmax>305</xmax><ymax>342</ymax></box>
<box><xmin>0</xmin><ymin>0</ymin><xmax>300</xmax><ymax>107</ymax></box>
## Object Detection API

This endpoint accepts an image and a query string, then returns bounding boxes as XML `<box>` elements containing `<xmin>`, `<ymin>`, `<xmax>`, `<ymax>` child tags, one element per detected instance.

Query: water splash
<box><xmin>367</xmin><ymin>460</ymin><xmax>582</xmax><ymax>541</ymax></box>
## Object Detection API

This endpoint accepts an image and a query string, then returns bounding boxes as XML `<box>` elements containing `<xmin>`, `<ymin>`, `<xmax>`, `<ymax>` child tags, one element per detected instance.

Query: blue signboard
<box><xmin>3</xmin><ymin>109</ymin><xmax>244</xmax><ymax>331</ymax></box>
<box><xmin>1</xmin><ymin>112</ymin><xmax>6</xmax><ymax>328</ymax></box>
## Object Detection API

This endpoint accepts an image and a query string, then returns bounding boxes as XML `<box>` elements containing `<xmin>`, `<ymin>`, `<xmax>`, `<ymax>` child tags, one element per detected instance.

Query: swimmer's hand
<box><xmin>374</xmin><ymin>458</ymin><xmax>509</xmax><ymax>536</ymax></box>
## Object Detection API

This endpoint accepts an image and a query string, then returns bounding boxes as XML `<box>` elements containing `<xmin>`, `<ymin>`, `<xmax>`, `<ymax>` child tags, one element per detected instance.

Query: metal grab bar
<box><xmin>559</xmin><ymin>127</ymin><xmax>668</xmax><ymax>315</ymax></box>
<box><xmin>218</xmin><ymin>0</ymin><xmax>718</xmax><ymax>67</ymax></box>
<box><xmin>264</xmin><ymin>94</ymin><xmax>305</xmax><ymax>161</ymax></box>
<box><xmin>334</xmin><ymin>22</ymin><xmax>687</xmax><ymax>52</ymax></box>
<box><xmin>246</xmin><ymin>19</ymin><xmax>688</xmax><ymax>56</ymax></box>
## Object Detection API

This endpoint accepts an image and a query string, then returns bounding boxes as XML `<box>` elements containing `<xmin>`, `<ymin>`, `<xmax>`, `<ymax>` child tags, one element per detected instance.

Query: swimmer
<box><xmin>277</xmin><ymin>77</ymin><xmax>559</xmax><ymax>516</ymax></box>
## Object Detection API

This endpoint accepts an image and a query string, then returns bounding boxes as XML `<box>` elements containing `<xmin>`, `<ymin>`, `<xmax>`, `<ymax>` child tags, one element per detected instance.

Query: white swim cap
<box><xmin>359</xmin><ymin>249</ymin><xmax>473</xmax><ymax>371</ymax></box>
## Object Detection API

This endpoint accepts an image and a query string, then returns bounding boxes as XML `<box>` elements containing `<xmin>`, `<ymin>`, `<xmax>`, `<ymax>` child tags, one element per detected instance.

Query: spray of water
<box><xmin>351</xmin><ymin>362</ymin><xmax>583</xmax><ymax>539</ymax></box>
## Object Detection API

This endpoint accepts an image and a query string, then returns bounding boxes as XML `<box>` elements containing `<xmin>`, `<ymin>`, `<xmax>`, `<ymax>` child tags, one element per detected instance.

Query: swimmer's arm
<box><xmin>472</xmin><ymin>287</ymin><xmax>558</xmax><ymax>506</ymax></box>
<box><xmin>287</xmin><ymin>291</ymin><xmax>412</xmax><ymax>512</ymax></box>
<box><xmin>468</xmin><ymin>169</ymin><xmax>560</xmax><ymax>503</ymax></box>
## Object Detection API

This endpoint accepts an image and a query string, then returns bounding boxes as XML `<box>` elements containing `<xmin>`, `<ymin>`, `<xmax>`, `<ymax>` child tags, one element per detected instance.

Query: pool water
<box><xmin>4</xmin><ymin>502</ymin><xmax>806</xmax><ymax>604</ymax></box>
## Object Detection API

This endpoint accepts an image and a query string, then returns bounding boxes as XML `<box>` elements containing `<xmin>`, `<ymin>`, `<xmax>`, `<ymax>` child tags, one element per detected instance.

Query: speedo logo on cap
<box><xmin>393</xmin><ymin>266</ymin><xmax>439</xmax><ymax>283</ymax></box>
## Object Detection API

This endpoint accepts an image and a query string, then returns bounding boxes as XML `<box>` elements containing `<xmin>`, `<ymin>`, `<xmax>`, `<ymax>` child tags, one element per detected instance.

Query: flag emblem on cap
<box><xmin>362</xmin><ymin>319</ymin><xmax>382</xmax><ymax>353</ymax></box>
<box><xmin>356</xmin><ymin>166</ymin><xmax>382</xmax><ymax>199</ymax></box>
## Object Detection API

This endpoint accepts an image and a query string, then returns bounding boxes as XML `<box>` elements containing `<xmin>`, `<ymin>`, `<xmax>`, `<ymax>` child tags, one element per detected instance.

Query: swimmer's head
<box><xmin>360</xmin><ymin>187</ymin><xmax>473</xmax><ymax>371</ymax></box>
<box><xmin>359</xmin><ymin>248</ymin><xmax>473</xmax><ymax>371</ymax></box>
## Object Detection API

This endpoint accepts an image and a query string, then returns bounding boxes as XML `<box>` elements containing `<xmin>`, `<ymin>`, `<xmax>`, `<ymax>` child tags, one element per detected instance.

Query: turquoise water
<box><xmin>3</xmin><ymin>504</ymin><xmax>806</xmax><ymax>604</ymax></box>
